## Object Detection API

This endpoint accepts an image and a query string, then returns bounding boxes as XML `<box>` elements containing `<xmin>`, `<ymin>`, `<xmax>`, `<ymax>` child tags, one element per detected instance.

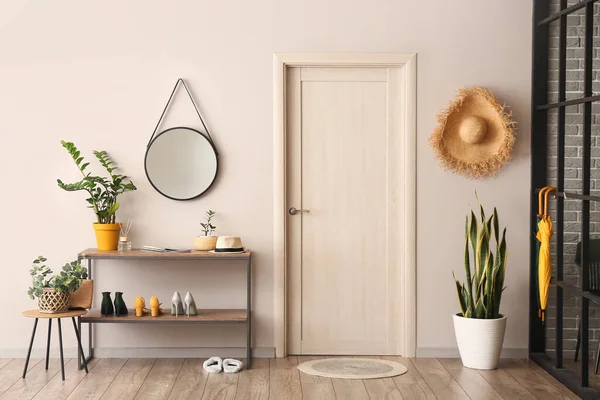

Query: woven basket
<box><xmin>69</xmin><ymin>280</ymin><xmax>93</xmax><ymax>309</ymax></box>
<box><xmin>38</xmin><ymin>288</ymin><xmax>70</xmax><ymax>314</ymax></box>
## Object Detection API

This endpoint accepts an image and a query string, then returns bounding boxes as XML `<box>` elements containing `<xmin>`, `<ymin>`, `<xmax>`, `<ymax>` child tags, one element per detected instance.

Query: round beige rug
<box><xmin>297</xmin><ymin>358</ymin><xmax>408</xmax><ymax>380</ymax></box>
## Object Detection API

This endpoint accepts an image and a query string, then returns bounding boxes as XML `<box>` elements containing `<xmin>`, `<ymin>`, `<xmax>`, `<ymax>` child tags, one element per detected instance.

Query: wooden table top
<box><xmin>78</xmin><ymin>248</ymin><xmax>251</xmax><ymax>260</ymax></box>
<box><xmin>22</xmin><ymin>309</ymin><xmax>88</xmax><ymax>319</ymax></box>
<box><xmin>81</xmin><ymin>308</ymin><xmax>247</xmax><ymax>323</ymax></box>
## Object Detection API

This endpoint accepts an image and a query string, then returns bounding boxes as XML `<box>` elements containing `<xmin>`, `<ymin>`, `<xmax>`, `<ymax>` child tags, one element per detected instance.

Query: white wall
<box><xmin>0</xmin><ymin>0</ymin><xmax>533</xmax><ymax>357</ymax></box>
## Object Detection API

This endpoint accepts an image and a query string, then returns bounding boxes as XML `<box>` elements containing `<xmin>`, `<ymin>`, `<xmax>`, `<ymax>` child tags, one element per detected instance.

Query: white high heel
<box><xmin>184</xmin><ymin>292</ymin><xmax>198</xmax><ymax>316</ymax></box>
<box><xmin>171</xmin><ymin>292</ymin><xmax>184</xmax><ymax>316</ymax></box>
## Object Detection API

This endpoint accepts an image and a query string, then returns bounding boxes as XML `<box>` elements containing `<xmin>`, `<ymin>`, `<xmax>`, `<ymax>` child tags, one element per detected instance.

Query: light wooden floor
<box><xmin>0</xmin><ymin>356</ymin><xmax>580</xmax><ymax>399</ymax></box>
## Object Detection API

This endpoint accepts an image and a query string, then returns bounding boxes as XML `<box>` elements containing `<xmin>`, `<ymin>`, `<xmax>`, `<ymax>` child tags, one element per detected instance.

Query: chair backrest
<box><xmin>591</xmin><ymin>262</ymin><xmax>600</xmax><ymax>292</ymax></box>
<box><xmin>575</xmin><ymin>239</ymin><xmax>600</xmax><ymax>265</ymax></box>
<box><xmin>575</xmin><ymin>239</ymin><xmax>600</xmax><ymax>292</ymax></box>
<box><xmin>69</xmin><ymin>279</ymin><xmax>93</xmax><ymax>309</ymax></box>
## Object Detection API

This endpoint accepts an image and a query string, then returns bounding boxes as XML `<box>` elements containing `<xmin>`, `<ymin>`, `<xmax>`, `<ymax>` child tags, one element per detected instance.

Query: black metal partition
<box><xmin>530</xmin><ymin>1</ymin><xmax>600</xmax><ymax>398</ymax></box>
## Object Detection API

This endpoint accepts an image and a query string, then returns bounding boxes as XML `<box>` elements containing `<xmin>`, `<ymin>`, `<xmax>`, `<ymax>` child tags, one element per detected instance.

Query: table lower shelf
<box><xmin>81</xmin><ymin>308</ymin><xmax>248</xmax><ymax>323</ymax></box>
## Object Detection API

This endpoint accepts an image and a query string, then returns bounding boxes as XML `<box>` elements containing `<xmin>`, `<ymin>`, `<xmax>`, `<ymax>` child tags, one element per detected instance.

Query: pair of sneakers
<box><xmin>203</xmin><ymin>357</ymin><xmax>243</xmax><ymax>373</ymax></box>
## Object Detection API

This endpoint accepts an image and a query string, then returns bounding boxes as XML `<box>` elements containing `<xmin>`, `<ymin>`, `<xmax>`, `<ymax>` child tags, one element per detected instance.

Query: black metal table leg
<box><xmin>595</xmin><ymin>338</ymin><xmax>600</xmax><ymax>374</ymax></box>
<box><xmin>575</xmin><ymin>318</ymin><xmax>581</xmax><ymax>362</ymax></box>
<box><xmin>45</xmin><ymin>319</ymin><xmax>52</xmax><ymax>370</ymax></box>
<box><xmin>57</xmin><ymin>319</ymin><xmax>65</xmax><ymax>381</ymax></box>
<box><xmin>87</xmin><ymin>258</ymin><xmax>93</xmax><ymax>366</ymax></box>
<box><xmin>78</xmin><ymin>317</ymin><xmax>82</xmax><ymax>370</ymax></box>
<box><xmin>23</xmin><ymin>318</ymin><xmax>38</xmax><ymax>379</ymax></box>
<box><xmin>247</xmin><ymin>255</ymin><xmax>252</xmax><ymax>369</ymax></box>
<box><xmin>72</xmin><ymin>317</ymin><xmax>88</xmax><ymax>373</ymax></box>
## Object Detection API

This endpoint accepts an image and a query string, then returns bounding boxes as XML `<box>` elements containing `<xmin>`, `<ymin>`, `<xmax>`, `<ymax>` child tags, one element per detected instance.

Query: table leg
<box><xmin>57</xmin><ymin>319</ymin><xmax>65</xmax><ymax>381</ymax></box>
<box><xmin>23</xmin><ymin>318</ymin><xmax>38</xmax><ymax>379</ymax></box>
<box><xmin>78</xmin><ymin>317</ymin><xmax>82</xmax><ymax>370</ymax></box>
<box><xmin>72</xmin><ymin>317</ymin><xmax>88</xmax><ymax>373</ymax></box>
<box><xmin>45</xmin><ymin>319</ymin><xmax>52</xmax><ymax>370</ymax></box>
<box><xmin>87</xmin><ymin>258</ymin><xmax>93</xmax><ymax>364</ymax></box>
<box><xmin>247</xmin><ymin>255</ymin><xmax>252</xmax><ymax>368</ymax></box>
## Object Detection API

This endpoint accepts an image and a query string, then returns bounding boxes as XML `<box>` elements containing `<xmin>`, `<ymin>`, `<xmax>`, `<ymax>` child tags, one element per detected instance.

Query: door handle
<box><xmin>289</xmin><ymin>207</ymin><xmax>310</xmax><ymax>215</ymax></box>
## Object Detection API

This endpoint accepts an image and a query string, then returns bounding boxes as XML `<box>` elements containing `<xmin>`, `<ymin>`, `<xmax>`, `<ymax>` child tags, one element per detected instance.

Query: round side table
<box><xmin>22</xmin><ymin>309</ymin><xmax>88</xmax><ymax>381</ymax></box>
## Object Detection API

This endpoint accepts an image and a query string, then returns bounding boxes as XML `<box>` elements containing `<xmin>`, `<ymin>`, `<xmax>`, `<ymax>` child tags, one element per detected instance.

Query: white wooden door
<box><xmin>287</xmin><ymin>67</ymin><xmax>405</xmax><ymax>355</ymax></box>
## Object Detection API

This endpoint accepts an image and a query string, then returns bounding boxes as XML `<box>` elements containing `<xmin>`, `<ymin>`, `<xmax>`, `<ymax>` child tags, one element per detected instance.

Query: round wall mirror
<box><xmin>145</xmin><ymin>127</ymin><xmax>218</xmax><ymax>200</ymax></box>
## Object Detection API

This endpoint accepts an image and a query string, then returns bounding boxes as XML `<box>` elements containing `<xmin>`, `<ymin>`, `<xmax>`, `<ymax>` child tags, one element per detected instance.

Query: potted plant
<box><xmin>194</xmin><ymin>210</ymin><xmax>217</xmax><ymax>251</ymax></box>
<box><xmin>28</xmin><ymin>256</ymin><xmax>89</xmax><ymax>313</ymax></box>
<box><xmin>57</xmin><ymin>141</ymin><xmax>136</xmax><ymax>250</ymax></box>
<box><xmin>453</xmin><ymin>200</ymin><xmax>507</xmax><ymax>370</ymax></box>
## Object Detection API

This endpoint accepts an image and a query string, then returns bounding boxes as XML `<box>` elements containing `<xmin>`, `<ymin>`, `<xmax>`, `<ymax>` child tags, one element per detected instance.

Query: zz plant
<box><xmin>57</xmin><ymin>141</ymin><xmax>136</xmax><ymax>224</ymax></box>
<box><xmin>200</xmin><ymin>209</ymin><xmax>216</xmax><ymax>236</ymax></box>
<box><xmin>28</xmin><ymin>256</ymin><xmax>88</xmax><ymax>299</ymax></box>
<box><xmin>453</xmin><ymin>201</ymin><xmax>507</xmax><ymax>319</ymax></box>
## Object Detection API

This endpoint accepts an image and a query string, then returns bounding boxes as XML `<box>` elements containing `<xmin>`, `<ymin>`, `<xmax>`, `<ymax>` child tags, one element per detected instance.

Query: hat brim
<box><xmin>210</xmin><ymin>248</ymin><xmax>246</xmax><ymax>253</ymax></box>
<box><xmin>429</xmin><ymin>87</ymin><xmax>516</xmax><ymax>179</ymax></box>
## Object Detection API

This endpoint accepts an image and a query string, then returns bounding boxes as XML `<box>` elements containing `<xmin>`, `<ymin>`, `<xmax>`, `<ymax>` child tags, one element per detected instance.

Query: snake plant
<box><xmin>453</xmin><ymin>202</ymin><xmax>507</xmax><ymax>319</ymax></box>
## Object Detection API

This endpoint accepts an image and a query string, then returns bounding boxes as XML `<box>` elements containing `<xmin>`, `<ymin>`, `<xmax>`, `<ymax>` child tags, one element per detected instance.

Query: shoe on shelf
<box><xmin>223</xmin><ymin>358</ymin><xmax>243</xmax><ymax>373</ymax></box>
<box><xmin>171</xmin><ymin>292</ymin><xmax>185</xmax><ymax>317</ymax></box>
<box><xmin>114</xmin><ymin>292</ymin><xmax>128</xmax><ymax>316</ymax></box>
<box><xmin>203</xmin><ymin>357</ymin><xmax>223</xmax><ymax>373</ymax></box>
<box><xmin>134</xmin><ymin>296</ymin><xmax>147</xmax><ymax>317</ymax></box>
<box><xmin>101</xmin><ymin>292</ymin><xmax>114</xmax><ymax>316</ymax></box>
<box><xmin>184</xmin><ymin>292</ymin><xmax>198</xmax><ymax>316</ymax></box>
<box><xmin>150</xmin><ymin>296</ymin><xmax>163</xmax><ymax>317</ymax></box>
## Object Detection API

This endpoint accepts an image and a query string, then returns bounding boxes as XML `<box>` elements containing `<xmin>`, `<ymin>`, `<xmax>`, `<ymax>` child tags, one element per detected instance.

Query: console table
<box><xmin>76</xmin><ymin>248</ymin><xmax>252</xmax><ymax>369</ymax></box>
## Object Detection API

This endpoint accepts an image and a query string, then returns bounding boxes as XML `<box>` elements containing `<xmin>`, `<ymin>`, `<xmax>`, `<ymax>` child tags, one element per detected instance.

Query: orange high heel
<box><xmin>134</xmin><ymin>296</ymin><xmax>147</xmax><ymax>317</ymax></box>
<box><xmin>149</xmin><ymin>296</ymin><xmax>164</xmax><ymax>317</ymax></box>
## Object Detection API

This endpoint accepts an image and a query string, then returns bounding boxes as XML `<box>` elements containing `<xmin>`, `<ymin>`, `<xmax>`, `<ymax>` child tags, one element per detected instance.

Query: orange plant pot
<box><xmin>93</xmin><ymin>223</ymin><xmax>121</xmax><ymax>250</ymax></box>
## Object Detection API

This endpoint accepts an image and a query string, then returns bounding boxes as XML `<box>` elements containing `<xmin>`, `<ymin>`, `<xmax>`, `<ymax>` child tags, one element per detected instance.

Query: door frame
<box><xmin>273</xmin><ymin>53</ymin><xmax>417</xmax><ymax>357</ymax></box>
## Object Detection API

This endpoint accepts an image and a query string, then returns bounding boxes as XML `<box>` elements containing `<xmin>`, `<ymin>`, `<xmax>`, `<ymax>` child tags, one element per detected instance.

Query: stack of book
<box><xmin>140</xmin><ymin>246</ymin><xmax>190</xmax><ymax>253</ymax></box>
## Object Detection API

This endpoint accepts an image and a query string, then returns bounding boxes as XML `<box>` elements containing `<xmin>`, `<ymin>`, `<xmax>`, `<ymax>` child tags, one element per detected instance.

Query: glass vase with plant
<box><xmin>194</xmin><ymin>210</ymin><xmax>218</xmax><ymax>251</ymax></box>
<box><xmin>57</xmin><ymin>141</ymin><xmax>137</xmax><ymax>250</ymax></box>
<box><xmin>28</xmin><ymin>256</ymin><xmax>89</xmax><ymax>313</ymax></box>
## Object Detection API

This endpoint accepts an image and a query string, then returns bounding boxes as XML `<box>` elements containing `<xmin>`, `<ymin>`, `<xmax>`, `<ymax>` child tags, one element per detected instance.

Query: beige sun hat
<box><xmin>429</xmin><ymin>87</ymin><xmax>516</xmax><ymax>179</ymax></box>
<box><xmin>213</xmin><ymin>236</ymin><xmax>245</xmax><ymax>253</ymax></box>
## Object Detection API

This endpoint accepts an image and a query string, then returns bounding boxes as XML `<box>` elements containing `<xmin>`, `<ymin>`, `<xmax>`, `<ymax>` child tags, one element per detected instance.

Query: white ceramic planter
<box><xmin>453</xmin><ymin>314</ymin><xmax>507</xmax><ymax>370</ymax></box>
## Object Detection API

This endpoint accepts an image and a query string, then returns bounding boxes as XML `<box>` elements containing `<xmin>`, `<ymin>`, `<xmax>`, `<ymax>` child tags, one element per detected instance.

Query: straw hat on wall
<box><xmin>429</xmin><ymin>87</ymin><xmax>516</xmax><ymax>179</ymax></box>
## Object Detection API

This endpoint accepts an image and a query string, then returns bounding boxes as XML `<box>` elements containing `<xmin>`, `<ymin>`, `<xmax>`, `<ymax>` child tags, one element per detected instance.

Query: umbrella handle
<box><xmin>544</xmin><ymin>187</ymin><xmax>557</xmax><ymax>217</ymax></box>
<box><xmin>538</xmin><ymin>186</ymin><xmax>553</xmax><ymax>217</ymax></box>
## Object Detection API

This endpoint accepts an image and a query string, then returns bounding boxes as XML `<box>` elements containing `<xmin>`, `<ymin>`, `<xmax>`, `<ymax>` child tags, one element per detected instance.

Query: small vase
<box><xmin>101</xmin><ymin>292</ymin><xmax>114</xmax><ymax>316</ymax></box>
<box><xmin>114</xmin><ymin>292</ymin><xmax>128</xmax><ymax>316</ymax></box>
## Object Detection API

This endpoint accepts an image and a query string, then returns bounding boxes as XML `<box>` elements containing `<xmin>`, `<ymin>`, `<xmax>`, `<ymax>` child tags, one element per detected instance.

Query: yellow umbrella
<box><xmin>536</xmin><ymin>187</ymin><xmax>556</xmax><ymax>322</ymax></box>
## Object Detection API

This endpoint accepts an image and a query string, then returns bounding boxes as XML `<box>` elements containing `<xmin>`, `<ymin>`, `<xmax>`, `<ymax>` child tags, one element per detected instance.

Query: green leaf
<box><xmin>108</xmin><ymin>203</ymin><xmax>120</xmax><ymax>215</ymax></box>
<box><xmin>453</xmin><ymin>274</ymin><xmax>467</xmax><ymax>317</ymax></box>
<box><xmin>462</xmin><ymin>220</ymin><xmax>474</xmax><ymax>315</ymax></box>
<box><xmin>493</xmin><ymin>207</ymin><xmax>500</xmax><ymax>245</ymax></box>
<box><xmin>474</xmin><ymin>297</ymin><xmax>486</xmax><ymax>319</ymax></box>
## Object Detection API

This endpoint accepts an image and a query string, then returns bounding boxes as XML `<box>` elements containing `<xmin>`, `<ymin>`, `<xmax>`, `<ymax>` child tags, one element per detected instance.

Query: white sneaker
<box><xmin>223</xmin><ymin>358</ymin><xmax>243</xmax><ymax>373</ymax></box>
<box><xmin>203</xmin><ymin>357</ymin><xmax>223</xmax><ymax>373</ymax></box>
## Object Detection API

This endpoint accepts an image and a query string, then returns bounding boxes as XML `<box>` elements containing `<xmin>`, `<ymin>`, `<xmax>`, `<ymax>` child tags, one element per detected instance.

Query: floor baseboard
<box><xmin>0</xmin><ymin>347</ymin><xmax>275</xmax><ymax>359</ymax></box>
<box><xmin>416</xmin><ymin>347</ymin><xmax>528</xmax><ymax>358</ymax></box>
